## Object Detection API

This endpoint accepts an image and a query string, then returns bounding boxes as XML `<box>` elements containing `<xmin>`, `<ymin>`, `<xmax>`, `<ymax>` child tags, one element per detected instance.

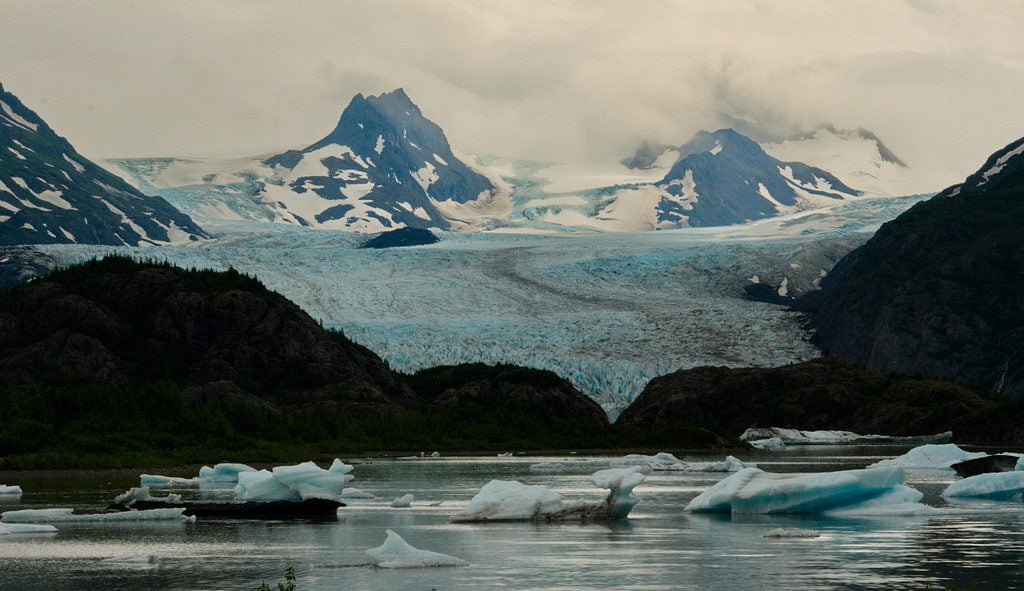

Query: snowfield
<box><xmin>38</xmin><ymin>194</ymin><xmax>926</xmax><ymax>417</ymax></box>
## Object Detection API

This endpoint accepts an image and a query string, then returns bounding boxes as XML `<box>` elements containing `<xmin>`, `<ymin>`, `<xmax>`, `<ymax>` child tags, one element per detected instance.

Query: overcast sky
<box><xmin>2</xmin><ymin>0</ymin><xmax>1023</xmax><ymax>178</ymax></box>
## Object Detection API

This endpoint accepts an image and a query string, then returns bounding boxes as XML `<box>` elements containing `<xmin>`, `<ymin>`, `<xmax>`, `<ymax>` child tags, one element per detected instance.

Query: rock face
<box><xmin>800</xmin><ymin>136</ymin><xmax>1024</xmax><ymax>398</ymax></box>
<box><xmin>0</xmin><ymin>81</ymin><xmax>207</xmax><ymax>246</ymax></box>
<box><xmin>258</xmin><ymin>88</ymin><xmax>497</xmax><ymax>232</ymax></box>
<box><xmin>616</xmin><ymin>358</ymin><xmax>1024</xmax><ymax>445</ymax></box>
<box><xmin>359</xmin><ymin>227</ymin><xmax>439</xmax><ymax>249</ymax></box>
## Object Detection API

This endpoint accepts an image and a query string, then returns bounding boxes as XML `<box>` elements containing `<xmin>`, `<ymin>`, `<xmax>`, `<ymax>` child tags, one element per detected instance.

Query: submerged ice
<box><xmin>685</xmin><ymin>467</ymin><xmax>934</xmax><ymax>515</ymax></box>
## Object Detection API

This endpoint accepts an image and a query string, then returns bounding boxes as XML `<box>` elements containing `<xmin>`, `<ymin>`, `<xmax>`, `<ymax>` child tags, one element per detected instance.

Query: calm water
<box><xmin>2</xmin><ymin>448</ymin><xmax>1023</xmax><ymax>590</ymax></box>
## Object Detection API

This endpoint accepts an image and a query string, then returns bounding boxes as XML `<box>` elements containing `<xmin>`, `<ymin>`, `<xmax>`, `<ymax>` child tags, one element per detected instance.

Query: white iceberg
<box><xmin>685</xmin><ymin>467</ymin><xmax>932</xmax><ymax>515</ymax></box>
<box><xmin>0</xmin><ymin>522</ymin><xmax>57</xmax><ymax>535</ymax></box>
<box><xmin>740</xmin><ymin>428</ymin><xmax>951</xmax><ymax>446</ymax></box>
<box><xmin>235</xmin><ymin>470</ymin><xmax>301</xmax><ymax>502</ymax></box>
<box><xmin>113</xmin><ymin>487</ymin><xmax>181</xmax><ymax>506</ymax></box>
<box><xmin>610</xmin><ymin>452</ymin><xmax>750</xmax><ymax>472</ymax></box>
<box><xmin>763</xmin><ymin>528</ymin><xmax>820</xmax><ymax>538</ymax></box>
<box><xmin>139</xmin><ymin>474</ymin><xmax>200</xmax><ymax>487</ymax></box>
<box><xmin>199</xmin><ymin>463</ymin><xmax>256</xmax><ymax>484</ymax></box>
<box><xmin>943</xmin><ymin>472</ymin><xmax>1024</xmax><ymax>501</ymax></box>
<box><xmin>868</xmin><ymin>444</ymin><xmax>987</xmax><ymax>470</ymax></box>
<box><xmin>0</xmin><ymin>484</ymin><xmax>23</xmax><ymax>495</ymax></box>
<box><xmin>340</xmin><ymin>487</ymin><xmax>376</xmax><ymax>499</ymax></box>
<box><xmin>451</xmin><ymin>468</ymin><xmax>646</xmax><ymax>522</ymax></box>
<box><xmin>365</xmin><ymin>529</ymin><xmax>468</xmax><ymax>568</ymax></box>
<box><xmin>1</xmin><ymin>507</ymin><xmax>189</xmax><ymax>523</ymax></box>
<box><xmin>390</xmin><ymin>494</ymin><xmax>414</xmax><ymax>508</ymax></box>
<box><xmin>748</xmin><ymin>437</ymin><xmax>785</xmax><ymax>450</ymax></box>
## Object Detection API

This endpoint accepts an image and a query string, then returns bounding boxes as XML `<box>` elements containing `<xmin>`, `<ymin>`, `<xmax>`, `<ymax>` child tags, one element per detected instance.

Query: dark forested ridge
<box><xmin>799</xmin><ymin>136</ymin><xmax>1024</xmax><ymax>398</ymax></box>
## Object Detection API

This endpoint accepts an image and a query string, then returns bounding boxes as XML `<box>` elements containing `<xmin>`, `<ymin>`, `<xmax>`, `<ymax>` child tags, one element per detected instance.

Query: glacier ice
<box><xmin>39</xmin><ymin>193</ymin><xmax>925</xmax><ymax>415</ymax></box>
<box><xmin>365</xmin><ymin>529</ymin><xmax>468</xmax><ymax>568</ymax></box>
<box><xmin>235</xmin><ymin>469</ymin><xmax>301</xmax><ymax>502</ymax></box>
<box><xmin>114</xmin><ymin>486</ymin><xmax>181</xmax><ymax>506</ymax></box>
<box><xmin>610</xmin><ymin>452</ymin><xmax>751</xmax><ymax>472</ymax></box>
<box><xmin>0</xmin><ymin>484</ymin><xmax>22</xmax><ymax>495</ymax></box>
<box><xmin>867</xmin><ymin>444</ymin><xmax>988</xmax><ymax>470</ymax></box>
<box><xmin>199</xmin><ymin>463</ymin><xmax>256</xmax><ymax>484</ymax></box>
<box><xmin>270</xmin><ymin>460</ymin><xmax>354</xmax><ymax>501</ymax></box>
<box><xmin>139</xmin><ymin>474</ymin><xmax>200</xmax><ymax>487</ymax></box>
<box><xmin>0</xmin><ymin>522</ymin><xmax>57</xmax><ymax>535</ymax></box>
<box><xmin>451</xmin><ymin>467</ymin><xmax>646</xmax><ymax>522</ymax></box>
<box><xmin>740</xmin><ymin>428</ymin><xmax>952</xmax><ymax>446</ymax></box>
<box><xmin>1</xmin><ymin>507</ymin><xmax>190</xmax><ymax>523</ymax></box>
<box><xmin>390</xmin><ymin>494</ymin><xmax>414</xmax><ymax>508</ymax></box>
<box><xmin>685</xmin><ymin>467</ymin><xmax>932</xmax><ymax>515</ymax></box>
<box><xmin>943</xmin><ymin>472</ymin><xmax>1024</xmax><ymax>501</ymax></box>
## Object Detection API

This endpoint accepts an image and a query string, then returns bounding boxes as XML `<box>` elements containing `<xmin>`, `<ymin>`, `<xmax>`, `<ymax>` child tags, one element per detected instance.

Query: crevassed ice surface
<box><xmin>38</xmin><ymin>194</ymin><xmax>927</xmax><ymax>416</ymax></box>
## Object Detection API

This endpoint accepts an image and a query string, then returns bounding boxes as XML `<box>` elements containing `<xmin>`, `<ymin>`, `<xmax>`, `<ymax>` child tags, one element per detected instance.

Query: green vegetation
<box><xmin>257</xmin><ymin>566</ymin><xmax>296</xmax><ymax>591</ymax></box>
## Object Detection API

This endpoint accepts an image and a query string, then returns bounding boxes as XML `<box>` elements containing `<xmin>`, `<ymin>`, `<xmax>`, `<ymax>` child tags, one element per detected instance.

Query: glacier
<box><xmin>36</xmin><ymin>192</ymin><xmax>926</xmax><ymax>416</ymax></box>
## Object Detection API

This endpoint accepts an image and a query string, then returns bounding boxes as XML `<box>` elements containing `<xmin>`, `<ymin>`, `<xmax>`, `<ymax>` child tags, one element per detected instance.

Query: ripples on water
<box><xmin>1</xmin><ymin>448</ymin><xmax>1023</xmax><ymax>590</ymax></box>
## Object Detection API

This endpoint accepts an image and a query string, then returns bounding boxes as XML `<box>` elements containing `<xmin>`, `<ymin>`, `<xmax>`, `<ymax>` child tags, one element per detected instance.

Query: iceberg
<box><xmin>199</xmin><ymin>463</ymin><xmax>256</xmax><ymax>484</ymax></box>
<box><xmin>451</xmin><ymin>467</ymin><xmax>646</xmax><ymax>522</ymax></box>
<box><xmin>113</xmin><ymin>487</ymin><xmax>181</xmax><ymax>506</ymax></box>
<box><xmin>943</xmin><ymin>472</ymin><xmax>1024</xmax><ymax>501</ymax></box>
<box><xmin>139</xmin><ymin>474</ymin><xmax>200</xmax><ymax>487</ymax></box>
<box><xmin>610</xmin><ymin>453</ymin><xmax>751</xmax><ymax>472</ymax></box>
<box><xmin>1</xmin><ymin>507</ymin><xmax>190</xmax><ymax>523</ymax></box>
<box><xmin>390</xmin><ymin>494</ymin><xmax>414</xmax><ymax>508</ymax></box>
<box><xmin>868</xmin><ymin>444</ymin><xmax>987</xmax><ymax>470</ymax></box>
<box><xmin>340</xmin><ymin>487</ymin><xmax>376</xmax><ymax>499</ymax></box>
<box><xmin>365</xmin><ymin>529</ymin><xmax>468</xmax><ymax>568</ymax></box>
<box><xmin>235</xmin><ymin>470</ymin><xmax>301</xmax><ymax>502</ymax></box>
<box><xmin>0</xmin><ymin>522</ymin><xmax>57</xmax><ymax>535</ymax></box>
<box><xmin>232</xmin><ymin>459</ymin><xmax>355</xmax><ymax>502</ymax></box>
<box><xmin>0</xmin><ymin>484</ymin><xmax>22</xmax><ymax>495</ymax></box>
<box><xmin>685</xmin><ymin>467</ymin><xmax>932</xmax><ymax>515</ymax></box>
<box><xmin>740</xmin><ymin>428</ymin><xmax>952</xmax><ymax>446</ymax></box>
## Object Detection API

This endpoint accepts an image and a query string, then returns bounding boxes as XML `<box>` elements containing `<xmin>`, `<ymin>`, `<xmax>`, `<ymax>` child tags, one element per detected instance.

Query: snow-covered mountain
<box><xmin>579</xmin><ymin>129</ymin><xmax>860</xmax><ymax>231</ymax></box>
<box><xmin>0</xmin><ymin>82</ymin><xmax>207</xmax><ymax>246</ymax></box>
<box><xmin>258</xmin><ymin>88</ymin><xmax>506</xmax><ymax>232</ymax></box>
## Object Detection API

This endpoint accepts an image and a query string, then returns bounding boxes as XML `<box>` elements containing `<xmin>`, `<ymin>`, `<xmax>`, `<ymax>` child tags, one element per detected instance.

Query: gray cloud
<box><xmin>1</xmin><ymin>0</ymin><xmax>1022</xmax><ymax>179</ymax></box>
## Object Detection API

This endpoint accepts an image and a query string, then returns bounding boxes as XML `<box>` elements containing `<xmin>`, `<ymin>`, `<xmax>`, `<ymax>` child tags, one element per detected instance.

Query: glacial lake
<box><xmin>2</xmin><ymin>448</ymin><xmax>1024</xmax><ymax>590</ymax></box>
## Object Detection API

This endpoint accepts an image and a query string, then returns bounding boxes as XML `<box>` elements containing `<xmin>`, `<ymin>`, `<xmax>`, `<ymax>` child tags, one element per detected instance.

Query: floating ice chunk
<box><xmin>740</xmin><ymin>428</ymin><xmax>951</xmax><ymax>446</ymax></box>
<box><xmin>1018</xmin><ymin>457</ymin><xmax>1024</xmax><ymax>471</ymax></box>
<box><xmin>943</xmin><ymin>472</ymin><xmax>1024</xmax><ymax>501</ymax></box>
<box><xmin>685</xmin><ymin>467</ymin><xmax>927</xmax><ymax>515</ymax></box>
<box><xmin>763</xmin><ymin>528</ymin><xmax>820</xmax><ymax>538</ymax></box>
<box><xmin>0</xmin><ymin>484</ymin><xmax>22</xmax><ymax>495</ymax></box>
<box><xmin>451</xmin><ymin>480</ymin><xmax>562</xmax><ymax>522</ymax></box>
<box><xmin>680</xmin><ymin>456</ymin><xmax>753</xmax><ymax>472</ymax></box>
<box><xmin>139</xmin><ymin>474</ymin><xmax>200</xmax><ymax>487</ymax></box>
<box><xmin>823</xmin><ymin>487</ymin><xmax>939</xmax><ymax>517</ymax></box>
<box><xmin>610</xmin><ymin>452</ymin><xmax>683</xmax><ymax>470</ymax></box>
<box><xmin>329</xmin><ymin>458</ymin><xmax>354</xmax><ymax>475</ymax></box>
<box><xmin>365</xmin><ymin>529</ymin><xmax>468</xmax><ymax>568</ymax></box>
<box><xmin>340</xmin><ymin>487</ymin><xmax>376</xmax><ymax>499</ymax></box>
<box><xmin>199</xmin><ymin>463</ymin><xmax>256</xmax><ymax>484</ymax></box>
<box><xmin>590</xmin><ymin>468</ymin><xmax>646</xmax><ymax>519</ymax></box>
<box><xmin>2</xmin><ymin>507</ymin><xmax>188</xmax><ymax>523</ymax></box>
<box><xmin>749</xmin><ymin>437</ymin><xmax>785</xmax><ymax>450</ymax></box>
<box><xmin>868</xmin><ymin>444</ymin><xmax>987</xmax><ymax>470</ymax></box>
<box><xmin>272</xmin><ymin>461</ymin><xmax>353</xmax><ymax>501</ymax></box>
<box><xmin>0</xmin><ymin>523</ymin><xmax>57</xmax><ymax>535</ymax></box>
<box><xmin>114</xmin><ymin>487</ymin><xmax>181</xmax><ymax>506</ymax></box>
<box><xmin>529</xmin><ymin>462</ymin><xmax>566</xmax><ymax>472</ymax></box>
<box><xmin>390</xmin><ymin>494</ymin><xmax>414</xmax><ymax>508</ymax></box>
<box><xmin>235</xmin><ymin>470</ymin><xmax>301</xmax><ymax>502</ymax></box>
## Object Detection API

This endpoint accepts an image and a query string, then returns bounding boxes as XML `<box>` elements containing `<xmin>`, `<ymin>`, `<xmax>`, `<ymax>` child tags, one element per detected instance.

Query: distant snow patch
<box><xmin>0</xmin><ymin>100</ymin><xmax>37</xmax><ymax>131</ymax></box>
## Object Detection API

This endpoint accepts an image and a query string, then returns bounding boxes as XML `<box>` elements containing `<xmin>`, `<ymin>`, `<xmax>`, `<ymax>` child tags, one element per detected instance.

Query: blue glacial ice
<box><xmin>39</xmin><ymin>194</ymin><xmax>926</xmax><ymax>416</ymax></box>
<box><xmin>610</xmin><ymin>452</ymin><xmax>751</xmax><ymax>472</ymax></box>
<box><xmin>685</xmin><ymin>467</ymin><xmax>936</xmax><ymax>516</ymax></box>
<box><xmin>1</xmin><ymin>507</ymin><xmax>190</xmax><ymax>523</ymax></box>
<box><xmin>235</xmin><ymin>459</ymin><xmax>355</xmax><ymax>502</ymax></box>
<box><xmin>867</xmin><ymin>444</ymin><xmax>988</xmax><ymax>470</ymax></box>
<box><xmin>943</xmin><ymin>472</ymin><xmax>1024</xmax><ymax>501</ymax></box>
<box><xmin>365</xmin><ymin>529</ymin><xmax>469</xmax><ymax>568</ymax></box>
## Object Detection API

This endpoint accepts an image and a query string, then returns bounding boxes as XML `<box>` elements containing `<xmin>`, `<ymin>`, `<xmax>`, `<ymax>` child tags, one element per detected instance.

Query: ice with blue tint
<box><xmin>610</xmin><ymin>452</ymin><xmax>751</xmax><ymax>472</ymax></box>
<box><xmin>390</xmin><ymin>494</ymin><xmax>414</xmax><ymax>508</ymax></box>
<box><xmin>235</xmin><ymin>470</ymin><xmax>300</xmax><ymax>502</ymax></box>
<box><xmin>0</xmin><ymin>484</ymin><xmax>22</xmax><ymax>495</ymax></box>
<box><xmin>868</xmin><ymin>444</ymin><xmax>988</xmax><ymax>470</ymax></box>
<box><xmin>365</xmin><ymin>529</ymin><xmax>468</xmax><ymax>568</ymax></box>
<box><xmin>943</xmin><ymin>472</ymin><xmax>1024</xmax><ymax>501</ymax></box>
<box><xmin>39</xmin><ymin>194</ymin><xmax>927</xmax><ymax>416</ymax></box>
<box><xmin>139</xmin><ymin>474</ymin><xmax>199</xmax><ymax>487</ymax></box>
<box><xmin>199</xmin><ymin>463</ymin><xmax>256</xmax><ymax>485</ymax></box>
<box><xmin>685</xmin><ymin>467</ymin><xmax>934</xmax><ymax>515</ymax></box>
<box><xmin>1</xmin><ymin>507</ymin><xmax>189</xmax><ymax>523</ymax></box>
<box><xmin>234</xmin><ymin>459</ymin><xmax>355</xmax><ymax>502</ymax></box>
<box><xmin>113</xmin><ymin>487</ymin><xmax>181</xmax><ymax>505</ymax></box>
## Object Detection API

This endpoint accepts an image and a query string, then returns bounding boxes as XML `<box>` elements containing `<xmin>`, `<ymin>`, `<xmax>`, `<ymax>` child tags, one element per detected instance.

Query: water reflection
<box><xmin>1</xmin><ymin>452</ymin><xmax>1024</xmax><ymax>590</ymax></box>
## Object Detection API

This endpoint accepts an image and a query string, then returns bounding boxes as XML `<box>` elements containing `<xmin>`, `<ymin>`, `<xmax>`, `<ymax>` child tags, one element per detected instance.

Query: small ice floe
<box><xmin>450</xmin><ymin>467</ymin><xmax>646</xmax><ymax>522</ymax></box>
<box><xmin>199</xmin><ymin>463</ymin><xmax>257</xmax><ymax>486</ymax></box>
<box><xmin>748</xmin><ymin>437</ymin><xmax>785</xmax><ymax>450</ymax></box>
<box><xmin>868</xmin><ymin>444</ymin><xmax>987</xmax><ymax>470</ymax></box>
<box><xmin>1</xmin><ymin>507</ymin><xmax>190</xmax><ymax>523</ymax></box>
<box><xmin>943</xmin><ymin>471</ymin><xmax>1024</xmax><ymax>501</ymax></box>
<box><xmin>340</xmin><ymin>487</ymin><xmax>376</xmax><ymax>499</ymax></box>
<box><xmin>365</xmin><ymin>529</ymin><xmax>468</xmax><ymax>568</ymax></box>
<box><xmin>390</xmin><ymin>494</ymin><xmax>414</xmax><ymax>508</ymax></box>
<box><xmin>0</xmin><ymin>522</ymin><xmax>57</xmax><ymax>535</ymax></box>
<box><xmin>763</xmin><ymin>528</ymin><xmax>820</xmax><ymax>538</ymax></box>
<box><xmin>497</xmin><ymin>452</ymin><xmax>513</xmax><ymax>457</ymax></box>
<box><xmin>113</xmin><ymin>487</ymin><xmax>181</xmax><ymax>507</ymax></box>
<box><xmin>610</xmin><ymin>452</ymin><xmax>751</xmax><ymax>472</ymax></box>
<box><xmin>740</xmin><ymin>428</ymin><xmax>951</xmax><ymax>446</ymax></box>
<box><xmin>529</xmin><ymin>462</ymin><xmax>566</xmax><ymax>472</ymax></box>
<box><xmin>235</xmin><ymin>459</ymin><xmax>355</xmax><ymax>502</ymax></box>
<box><xmin>139</xmin><ymin>474</ymin><xmax>200</xmax><ymax>487</ymax></box>
<box><xmin>685</xmin><ymin>467</ymin><xmax>936</xmax><ymax>516</ymax></box>
<box><xmin>0</xmin><ymin>484</ymin><xmax>23</xmax><ymax>495</ymax></box>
